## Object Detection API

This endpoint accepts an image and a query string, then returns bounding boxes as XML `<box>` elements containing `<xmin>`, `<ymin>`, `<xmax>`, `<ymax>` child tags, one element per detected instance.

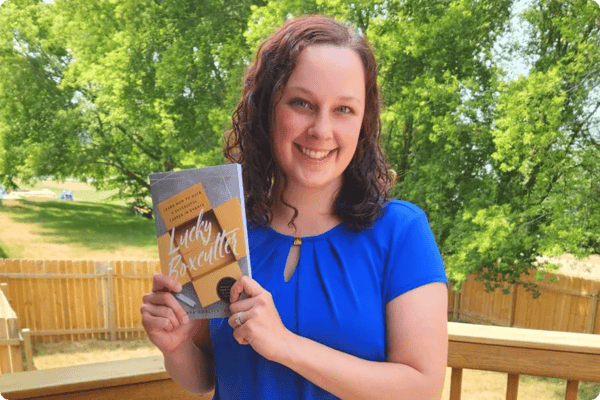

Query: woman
<box><xmin>142</xmin><ymin>15</ymin><xmax>448</xmax><ymax>400</ymax></box>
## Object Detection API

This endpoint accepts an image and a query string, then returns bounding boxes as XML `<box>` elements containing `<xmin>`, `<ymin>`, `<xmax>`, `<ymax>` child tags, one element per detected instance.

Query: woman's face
<box><xmin>272</xmin><ymin>45</ymin><xmax>366</xmax><ymax>193</ymax></box>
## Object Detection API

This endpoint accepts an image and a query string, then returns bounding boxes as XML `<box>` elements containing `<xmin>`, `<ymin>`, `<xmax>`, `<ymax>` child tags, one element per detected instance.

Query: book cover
<box><xmin>149</xmin><ymin>164</ymin><xmax>251</xmax><ymax>319</ymax></box>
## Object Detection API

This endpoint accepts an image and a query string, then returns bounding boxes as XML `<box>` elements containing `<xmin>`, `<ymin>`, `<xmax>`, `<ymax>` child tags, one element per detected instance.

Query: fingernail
<box><xmin>183</xmin><ymin>315</ymin><xmax>189</xmax><ymax>324</ymax></box>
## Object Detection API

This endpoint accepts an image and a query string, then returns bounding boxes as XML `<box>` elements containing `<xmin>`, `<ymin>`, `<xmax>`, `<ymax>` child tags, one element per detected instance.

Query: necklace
<box><xmin>293</xmin><ymin>237</ymin><xmax>302</xmax><ymax>246</ymax></box>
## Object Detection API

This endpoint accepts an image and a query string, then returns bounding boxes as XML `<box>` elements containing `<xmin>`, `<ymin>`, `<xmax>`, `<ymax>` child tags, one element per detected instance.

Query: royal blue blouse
<box><xmin>208</xmin><ymin>200</ymin><xmax>448</xmax><ymax>399</ymax></box>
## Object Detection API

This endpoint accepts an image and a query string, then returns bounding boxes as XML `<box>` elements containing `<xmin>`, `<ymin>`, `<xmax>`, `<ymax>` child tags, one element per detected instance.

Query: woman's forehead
<box><xmin>284</xmin><ymin>45</ymin><xmax>366</xmax><ymax>101</ymax></box>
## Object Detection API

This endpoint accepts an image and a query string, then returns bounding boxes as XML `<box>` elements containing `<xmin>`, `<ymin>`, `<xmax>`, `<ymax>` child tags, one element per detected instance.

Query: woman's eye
<box><xmin>337</xmin><ymin>106</ymin><xmax>353</xmax><ymax>114</ymax></box>
<box><xmin>291</xmin><ymin>99</ymin><xmax>310</xmax><ymax>109</ymax></box>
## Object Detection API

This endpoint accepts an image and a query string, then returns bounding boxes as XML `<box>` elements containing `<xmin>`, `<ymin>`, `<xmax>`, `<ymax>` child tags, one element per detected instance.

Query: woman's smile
<box><xmin>294</xmin><ymin>143</ymin><xmax>338</xmax><ymax>160</ymax></box>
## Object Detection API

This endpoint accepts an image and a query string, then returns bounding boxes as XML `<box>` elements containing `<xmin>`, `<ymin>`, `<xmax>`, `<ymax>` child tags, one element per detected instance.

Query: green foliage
<box><xmin>0</xmin><ymin>0</ymin><xmax>598</xmax><ymax>289</ymax></box>
<box><xmin>0</xmin><ymin>0</ymin><xmax>261</xmax><ymax>204</ymax></box>
<box><xmin>371</xmin><ymin>0</ymin><xmax>599</xmax><ymax>292</ymax></box>
<box><xmin>0</xmin><ymin>240</ymin><xmax>8</xmax><ymax>259</ymax></box>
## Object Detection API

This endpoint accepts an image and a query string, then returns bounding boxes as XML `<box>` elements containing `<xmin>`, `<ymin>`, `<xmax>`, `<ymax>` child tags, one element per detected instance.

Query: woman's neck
<box><xmin>270</xmin><ymin>180</ymin><xmax>342</xmax><ymax>237</ymax></box>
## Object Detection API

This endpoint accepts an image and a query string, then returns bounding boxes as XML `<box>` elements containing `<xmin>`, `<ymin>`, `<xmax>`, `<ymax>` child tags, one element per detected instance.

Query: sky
<box><xmin>494</xmin><ymin>0</ymin><xmax>534</xmax><ymax>81</ymax></box>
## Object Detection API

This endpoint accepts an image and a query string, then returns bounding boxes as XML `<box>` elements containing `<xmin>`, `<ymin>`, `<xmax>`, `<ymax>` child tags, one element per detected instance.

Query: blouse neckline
<box><xmin>265</xmin><ymin>222</ymin><xmax>344</xmax><ymax>242</ymax></box>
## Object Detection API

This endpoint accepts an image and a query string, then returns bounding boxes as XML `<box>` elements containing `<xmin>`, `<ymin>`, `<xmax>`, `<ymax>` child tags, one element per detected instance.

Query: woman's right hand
<box><xmin>141</xmin><ymin>273</ymin><xmax>197</xmax><ymax>354</ymax></box>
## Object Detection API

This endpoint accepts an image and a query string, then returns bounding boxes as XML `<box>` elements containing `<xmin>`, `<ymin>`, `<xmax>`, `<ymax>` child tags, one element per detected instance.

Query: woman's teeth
<box><xmin>301</xmin><ymin>147</ymin><xmax>332</xmax><ymax>159</ymax></box>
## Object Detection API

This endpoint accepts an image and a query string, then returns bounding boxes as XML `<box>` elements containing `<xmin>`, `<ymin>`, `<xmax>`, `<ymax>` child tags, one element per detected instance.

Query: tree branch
<box><xmin>89</xmin><ymin>159</ymin><xmax>150</xmax><ymax>190</ymax></box>
<box><xmin>115</xmin><ymin>124</ymin><xmax>164</xmax><ymax>163</ymax></box>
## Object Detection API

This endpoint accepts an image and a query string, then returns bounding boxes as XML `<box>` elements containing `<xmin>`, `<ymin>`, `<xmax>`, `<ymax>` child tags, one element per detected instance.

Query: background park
<box><xmin>0</xmin><ymin>0</ymin><xmax>599</xmax><ymax>399</ymax></box>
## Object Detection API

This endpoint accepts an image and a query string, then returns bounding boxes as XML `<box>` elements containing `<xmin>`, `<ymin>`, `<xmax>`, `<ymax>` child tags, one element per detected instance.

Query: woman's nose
<box><xmin>308</xmin><ymin>110</ymin><xmax>333</xmax><ymax>140</ymax></box>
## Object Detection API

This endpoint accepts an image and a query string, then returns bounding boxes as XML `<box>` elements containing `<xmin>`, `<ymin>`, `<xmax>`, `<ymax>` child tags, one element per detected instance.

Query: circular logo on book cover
<box><xmin>217</xmin><ymin>277</ymin><xmax>237</xmax><ymax>303</ymax></box>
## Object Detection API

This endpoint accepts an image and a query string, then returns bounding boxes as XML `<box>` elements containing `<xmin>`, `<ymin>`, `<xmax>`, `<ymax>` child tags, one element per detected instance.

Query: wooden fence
<box><xmin>0</xmin><ymin>260</ymin><xmax>158</xmax><ymax>343</ymax></box>
<box><xmin>1</xmin><ymin>259</ymin><xmax>600</xmax><ymax>344</ymax></box>
<box><xmin>449</xmin><ymin>270</ymin><xmax>600</xmax><ymax>334</ymax></box>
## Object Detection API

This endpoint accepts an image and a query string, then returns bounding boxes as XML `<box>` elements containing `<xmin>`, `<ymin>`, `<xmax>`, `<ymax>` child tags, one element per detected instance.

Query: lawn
<box><xmin>0</xmin><ymin>180</ymin><xmax>158</xmax><ymax>260</ymax></box>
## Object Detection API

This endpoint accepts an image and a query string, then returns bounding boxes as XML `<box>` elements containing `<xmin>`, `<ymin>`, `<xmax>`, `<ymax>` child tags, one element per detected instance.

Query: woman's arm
<box><xmin>162</xmin><ymin>319</ymin><xmax>215</xmax><ymax>395</ymax></box>
<box><xmin>228</xmin><ymin>277</ymin><xmax>448</xmax><ymax>400</ymax></box>
<box><xmin>141</xmin><ymin>274</ymin><xmax>215</xmax><ymax>395</ymax></box>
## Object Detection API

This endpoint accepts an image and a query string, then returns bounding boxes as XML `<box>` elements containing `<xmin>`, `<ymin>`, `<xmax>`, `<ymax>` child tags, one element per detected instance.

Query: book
<box><xmin>149</xmin><ymin>164</ymin><xmax>251</xmax><ymax>319</ymax></box>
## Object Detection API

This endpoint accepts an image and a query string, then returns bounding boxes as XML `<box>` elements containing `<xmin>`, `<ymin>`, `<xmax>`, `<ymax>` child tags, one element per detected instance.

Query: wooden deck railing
<box><xmin>0</xmin><ymin>355</ymin><xmax>214</xmax><ymax>400</ymax></box>
<box><xmin>0</xmin><ymin>284</ymin><xmax>33</xmax><ymax>375</ymax></box>
<box><xmin>448</xmin><ymin>322</ymin><xmax>600</xmax><ymax>400</ymax></box>
<box><xmin>0</xmin><ymin>322</ymin><xmax>599</xmax><ymax>399</ymax></box>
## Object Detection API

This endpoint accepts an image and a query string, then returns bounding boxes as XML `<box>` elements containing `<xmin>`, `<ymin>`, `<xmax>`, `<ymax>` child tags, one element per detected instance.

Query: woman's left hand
<box><xmin>228</xmin><ymin>276</ymin><xmax>292</xmax><ymax>362</ymax></box>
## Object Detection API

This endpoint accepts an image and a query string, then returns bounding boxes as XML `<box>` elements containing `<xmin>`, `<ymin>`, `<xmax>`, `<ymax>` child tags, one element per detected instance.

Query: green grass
<box><xmin>521</xmin><ymin>375</ymin><xmax>600</xmax><ymax>400</ymax></box>
<box><xmin>1</xmin><ymin>199</ymin><xmax>157</xmax><ymax>252</ymax></box>
<box><xmin>0</xmin><ymin>243</ymin><xmax>8</xmax><ymax>258</ymax></box>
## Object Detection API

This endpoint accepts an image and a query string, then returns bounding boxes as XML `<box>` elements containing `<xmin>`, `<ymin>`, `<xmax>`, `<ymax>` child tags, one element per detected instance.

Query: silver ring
<box><xmin>235</xmin><ymin>311</ymin><xmax>244</xmax><ymax>327</ymax></box>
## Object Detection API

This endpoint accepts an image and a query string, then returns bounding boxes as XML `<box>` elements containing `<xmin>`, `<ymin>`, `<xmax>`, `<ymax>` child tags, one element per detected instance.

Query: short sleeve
<box><xmin>382</xmin><ymin>209</ymin><xmax>448</xmax><ymax>304</ymax></box>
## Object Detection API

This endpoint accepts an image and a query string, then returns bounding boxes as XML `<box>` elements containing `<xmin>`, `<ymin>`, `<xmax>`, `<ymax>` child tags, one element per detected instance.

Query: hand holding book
<box><xmin>141</xmin><ymin>273</ymin><xmax>196</xmax><ymax>354</ymax></box>
<box><xmin>227</xmin><ymin>276</ymin><xmax>292</xmax><ymax>363</ymax></box>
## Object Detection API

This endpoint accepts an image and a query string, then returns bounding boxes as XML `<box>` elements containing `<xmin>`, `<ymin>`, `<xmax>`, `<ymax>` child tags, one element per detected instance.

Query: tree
<box><xmin>371</xmin><ymin>0</ymin><xmax>599</xmax><ymax>292</ymax></box>
<box><xmin>368</xmin><ymin>0</ymin><xmax>517</xmax><ymax>288</ymax></box>
<box><xmin>0</xmin><ymin>0</ymin><xmax>262</xmax><ymax>202</ymax></box>
<box><xmin>0</xmin><ymin>0</ymin><xmax>80</xmax><ymax>189</ymax></box>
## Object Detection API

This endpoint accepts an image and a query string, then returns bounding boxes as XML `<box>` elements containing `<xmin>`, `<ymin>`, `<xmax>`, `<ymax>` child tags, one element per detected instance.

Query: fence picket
<box><xmin>115</xmin><ymin>261</ymin><xmax>123</xmax><ymax>340</ymax></box>
<box><xmin>47</xmin><ymin>261</ymin><xmax>60</xmax><ymax>341</ymax></box>
<box><xmin>107</xmin><ymin>267</ymin><xmax>116</xmax><ymax>341</ymax></box>
<box><xmin>75</xmin><ymin>261</ymin><xmax>88</xmax><ymax>340</ymax></box>
<box><xmin>84</xmin><ymin>261</ymin><xmax>96</xmax><ymax>340</ymax></box>
<box><xmin>593</xmin><ymin>291</ymin><xmax>600</xmax><ymax>334</ymax></box>
<box><xmin>58</xmin><ymin>260</ymin><xmax>70</xmax><ymax>342</ymax></box>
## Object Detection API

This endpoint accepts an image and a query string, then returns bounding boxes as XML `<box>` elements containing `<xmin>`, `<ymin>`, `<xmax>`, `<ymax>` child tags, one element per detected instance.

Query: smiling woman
<box><xmin>224</xmin><ymin>15</ymin><xmax>388</xmax><ymax>234</ymax></box>
<box><xmin>141</xmin><ymin>15</ymin><xmax>448</xmax><ymax>400</ymax></box>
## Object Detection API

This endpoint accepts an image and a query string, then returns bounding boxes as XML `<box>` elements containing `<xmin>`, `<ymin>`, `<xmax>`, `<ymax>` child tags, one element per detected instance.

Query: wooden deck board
<box><xmin>449</xmin><ymin>321</ymin><xmax>600</xmax><ymax>354</ymax></box>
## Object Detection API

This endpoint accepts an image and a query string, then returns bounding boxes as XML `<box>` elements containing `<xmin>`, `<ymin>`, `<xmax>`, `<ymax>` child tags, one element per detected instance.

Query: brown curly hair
<box><xmin>223</xmin><ymin>15</ymin><xmax>393</xmax><ymax>231</ymax></box>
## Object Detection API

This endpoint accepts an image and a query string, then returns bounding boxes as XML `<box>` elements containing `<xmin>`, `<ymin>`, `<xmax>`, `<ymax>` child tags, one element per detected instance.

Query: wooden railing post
<box><xmin>565</xmin><ymin>380</ymin><xmax>579</xmax><ymax>400</ymax></box>
<box><xmin>21</xmin><ymin>328</ymin><xmax>33</xmax><ymax>371</ymax></box>
<box><xmin>106</xmin><ymin>267</ymin><xmax>116</xmax><ymax>341</ymax></box>
<box><xmin>0</xmin><ymin>283</ymin><xmax>23</xmax><ymax>374</ymax></box>
<box><xmin>449</xmin><ymin>367</ymin><xmax>463</xmax><ymax>400</ymax></box>
<box><xmin>506</xmin><ymin>373</ymin><xmax>519</xmax><ymax>400</ymax></box>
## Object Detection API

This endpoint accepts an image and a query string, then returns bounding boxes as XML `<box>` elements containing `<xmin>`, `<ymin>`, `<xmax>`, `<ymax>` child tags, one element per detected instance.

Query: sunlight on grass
<box><xmin>17</xmin><ymin>180</ymin><xmax>127</xmax><ymax>205</ymax></box>
<box><xmin>32</xmin><ymin>338</ymin><xmax>162</xmax><ymax>370</ymax></box>
<box><xmin>1</xmin><ymin>200</ymin><xmax>157</xmax><ymax>252</ymax></box>
<box><xmin>520</xmin><ymin>375</ymin><xmax>600</xmax><ymax>400</ymax></box>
